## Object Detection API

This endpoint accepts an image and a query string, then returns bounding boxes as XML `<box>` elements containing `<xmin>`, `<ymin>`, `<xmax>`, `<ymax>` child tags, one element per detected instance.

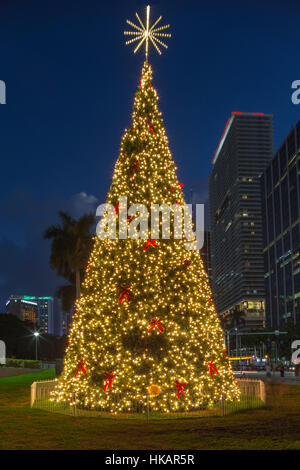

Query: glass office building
<box><xmin>209</xmin><ymin>112</ymin><xmax>273</xmax><ymax>329</ymax></box>
<box><xmin>261</xmin><ymin>120</ymin><xmax>300</xmax><ymax>327</ymax></box>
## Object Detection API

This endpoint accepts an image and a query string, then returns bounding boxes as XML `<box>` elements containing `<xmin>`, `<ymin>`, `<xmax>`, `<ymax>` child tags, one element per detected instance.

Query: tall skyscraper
<box><xmin>261</xmin><ymin>120</ymin><xmax>300</xmax><ymax>328</ymax></box>
<box><xmin>6</xmin><ymin>295</ymin><xmax>54</xmax><ymax>334</ymax></box>
<box><xmin>209</xmin><ymin>112</ymin><xmax>273</xmax><ymax>329</ymax></box>
<box><xmin>38</xmin><ymin>297</ymin><xmax>54</xmax><ymax>334</ymax></box>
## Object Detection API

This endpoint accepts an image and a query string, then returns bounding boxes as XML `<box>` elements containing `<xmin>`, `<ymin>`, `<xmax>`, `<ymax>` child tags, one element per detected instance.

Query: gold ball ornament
<box><xmin>148</xmin><ymin>384</ymin><xmax>161</xmax><ymax>397</ymax></box>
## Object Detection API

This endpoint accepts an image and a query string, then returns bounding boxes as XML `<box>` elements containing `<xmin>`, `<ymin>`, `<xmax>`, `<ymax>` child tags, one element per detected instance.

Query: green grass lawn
<box><xmin>1</xmin><ymin>369</ymin><xmax>300</xmax><ymax>450</ymax></box>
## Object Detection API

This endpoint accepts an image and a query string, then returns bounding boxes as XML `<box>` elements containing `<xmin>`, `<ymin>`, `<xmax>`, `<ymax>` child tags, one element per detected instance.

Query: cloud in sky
<box><xmin>69</xmin><ymin>192</ymin><xmax>99</xmax><ymax>218</ymax></box>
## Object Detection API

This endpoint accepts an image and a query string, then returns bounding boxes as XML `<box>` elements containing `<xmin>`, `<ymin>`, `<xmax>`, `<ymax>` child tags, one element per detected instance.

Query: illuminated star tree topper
<box><xmin>124</xmin><ymin>5</ymin><xmax>171</xmax><ymax>60</ymax></box>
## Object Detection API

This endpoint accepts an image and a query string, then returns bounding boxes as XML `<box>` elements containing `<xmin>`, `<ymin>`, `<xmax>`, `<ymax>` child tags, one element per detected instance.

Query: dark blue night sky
<box><xmin>0</xmin><ymin>0</ymin><xmax>300</xmax><ymax>310</ymax></box>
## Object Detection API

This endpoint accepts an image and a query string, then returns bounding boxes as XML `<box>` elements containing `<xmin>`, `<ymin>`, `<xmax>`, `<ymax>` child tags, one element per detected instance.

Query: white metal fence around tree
<box><xmin>30</xmin><ymin>378</ymin><xmax>266</xmax><ymax>420</ymax></box>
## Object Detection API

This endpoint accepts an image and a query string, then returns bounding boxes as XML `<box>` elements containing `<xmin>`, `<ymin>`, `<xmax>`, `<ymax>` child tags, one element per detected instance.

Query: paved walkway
<box><xmin>0</xmin><ymin>367</ymin><xmax>42</xmax><ymax>378</ymax></box>
<box><xmin>235</xmin><ymin>370</ymin><xmax>300</xmax><ymax>385</ymax></box>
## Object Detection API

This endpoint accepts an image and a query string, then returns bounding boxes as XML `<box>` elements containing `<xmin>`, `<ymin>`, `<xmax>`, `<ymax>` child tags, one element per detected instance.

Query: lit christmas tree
<box><xmin>53</xmin><ymin>6</ymin><xmax>240</xmax><ymax>412</ymax></box>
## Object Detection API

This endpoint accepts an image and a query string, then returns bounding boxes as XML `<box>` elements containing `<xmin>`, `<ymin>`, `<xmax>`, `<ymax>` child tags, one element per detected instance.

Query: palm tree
<box><xmin>44</xmin><ymin>211</ymin><xmax>95</xmax><ymax>300</ymax></box>
<box><xmin>55</xmin><ymin>277</ymin><xmax>76</xmax><ymax>314</ymax></box>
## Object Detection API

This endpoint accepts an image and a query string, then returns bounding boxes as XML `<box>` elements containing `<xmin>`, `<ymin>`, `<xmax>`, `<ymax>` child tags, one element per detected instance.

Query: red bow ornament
<box><xmin>148</xmin><ymin>318</ymin><xmax>164</xmax><ymax>333</ymax></box>
<box><xmin>175</xmin><ymin>380</ymin><xmax>187</xmax><ymax>399</ymax></box>
<box><xmin>147</xmin><ymin>121</ymin><xmax>155</xmax><ymax>135</ymax></box>
<box><xmin>171</xmin><ymin>181</ymin><xmax>184</xmax><ymax>191</ymax></box>
<box><xmin>75</xmin><ymin>359</ymin><xmax>86</xmax><ymax>378</ymax></box>
<box><xmin>114</xmin><ymin>202</ymin><xmax>120</xmax><ymax>214</ymax></box>
<box><xmin>183</xmin><ymin>259</ymin><xmax>191</xmax><ymax>268</ymax></box>
<box><xmin>144</xmin><ymin>239</ymin><xmax>156</xmax><ymax>251</ymax></box>
<box><xmin>119</xmin><ymin>286</ymin><xmax>130</xmax><ymax>303</ymax></box>
<box><xmin>130</xmin><ymin>160</ymin><xmax>139</xmax><ymax>178</ymax></box>
<box><xmin>103</xmin><ymin>370</ymin><xmax>116</xmax><ymax>391</ymax></box>
<box><xmin>208</xmin><ymin>360</ymin><xmax>219</xmax><ymax>377</ymax></box>
<box><xmin>85</xmin><ymin>259</ymin><xmax>91</xmax><ymax>272</ymax></box>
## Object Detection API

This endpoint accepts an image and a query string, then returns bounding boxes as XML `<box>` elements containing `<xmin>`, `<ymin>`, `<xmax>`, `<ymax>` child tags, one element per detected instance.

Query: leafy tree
<box><xmin>55</xmin><ymin>271</ymin><xmax>78</xmax><ymax>315</ymax></box>
<box><xmin>0</xmin><ymin>314</ymin><xmax>67</xmax><ymax>361</ymax></box>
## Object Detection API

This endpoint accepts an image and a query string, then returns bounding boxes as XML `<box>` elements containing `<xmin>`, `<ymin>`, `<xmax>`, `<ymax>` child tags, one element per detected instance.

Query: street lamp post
<box><xmin>33</xmin><ymin>332</ymin><xmax>39</xmax><ymax>360</ymax></box>
<box><xmin>226</xmin><ymin>327</ymin><xmax>238</xmax><ymax>357</ymax></box>
<box><xmin>227</xmin><ymin>330</ymin><xmax>230</xmax><ymax>356</ymax></box>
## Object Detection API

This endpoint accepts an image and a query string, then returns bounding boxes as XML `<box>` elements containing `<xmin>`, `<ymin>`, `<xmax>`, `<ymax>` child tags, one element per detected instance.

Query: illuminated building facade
<box><xmin>37</xmin><ymin>297</ymin><xmax>54</xmax><ymax>334</ymax></box>
<box><xmin>209</xmin><ymin>112</ymin><xmax>273</xmax><ymax>329</ymax></box>
<box><xmin>6</xmin><ymin>295</ymin><xmax>54</xmax><ymax>334</ymax></box>
<box><xmin>261</xmin><ymin>120</ymin><xmax>300</xmax><ymax>327</ymax></box>
<box><xmin>6</xmin><ymin>295</ymin><xmax>38</xmax><ymax>324</ymax></box>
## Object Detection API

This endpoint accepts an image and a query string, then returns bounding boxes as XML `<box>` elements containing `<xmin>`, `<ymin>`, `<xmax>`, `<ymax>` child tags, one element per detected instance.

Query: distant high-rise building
<box><xmin>60</xmin><ymin>307</ymin><xmax>74</xmax><ymax>337</ymax></box>
<box><xmin>37</xmin><ymin>297</ymin><xmax>54</xmax><ymax>334</ymax></box>
<box><xmin>6</xmin><ymin>295</ymin><xmax>38</xmax><ymax>324</ymax></box>
<box><xmin>209</xmin><ymin>112</ymin><xmax>273</xmax><ymax>329</ymax></box>
<box><xmin>52</xmin><ymin>297</ymin><xmax>63</xmax><ymax>337</ymax></box>
<box><xmin>261</xmin><ymin>120</ymin><xmax>300</xmax><ymax>328</ymax></box>
<box><xmin>6</xmin><ymin>295</ymin><xmax>54</xmax><ymax>334</ymax></box>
